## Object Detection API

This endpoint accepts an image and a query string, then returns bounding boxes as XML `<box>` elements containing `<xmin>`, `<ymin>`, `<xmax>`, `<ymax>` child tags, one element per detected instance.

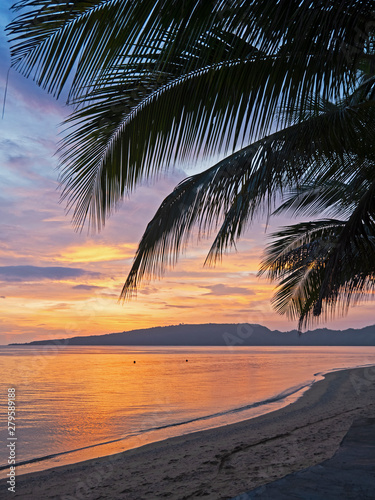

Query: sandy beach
<box><xmin>2</xmin><ymin>365</ymin><xmax>375</xmax><ymax>500</ymax></box>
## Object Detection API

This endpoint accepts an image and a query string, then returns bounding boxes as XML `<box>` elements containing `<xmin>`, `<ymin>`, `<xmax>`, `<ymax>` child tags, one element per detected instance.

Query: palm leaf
<box><xmin>259</xmin><ymin>175</ymin><xmax>375</xmax><ymax>329</ymax></box>
<box><xmin>121</xmin><ymin>88</ymin><xmax>375</xmax><ymax>298</ymax></box>
<box><xmin>7</xmin><ymin>0</ymin><xmax>375</xmax><ymax>328</ymax></box>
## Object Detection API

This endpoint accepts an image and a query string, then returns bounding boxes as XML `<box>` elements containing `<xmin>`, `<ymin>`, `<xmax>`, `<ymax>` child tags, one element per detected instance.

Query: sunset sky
<box><xmin>1</xmin><ymin>4</ymin><xmax>374</xmax><ymax>345</ymax></box>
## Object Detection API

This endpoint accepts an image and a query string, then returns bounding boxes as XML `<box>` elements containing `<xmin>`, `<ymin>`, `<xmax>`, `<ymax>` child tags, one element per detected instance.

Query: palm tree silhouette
<box><xmin>7</xmin><ymin>1</ymin><xmax>375</xmax><ymax>327</ymax></box>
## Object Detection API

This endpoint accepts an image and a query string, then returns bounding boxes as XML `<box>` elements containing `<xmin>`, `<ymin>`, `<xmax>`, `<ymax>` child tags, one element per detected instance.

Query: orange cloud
<box><xmin>56</xmin><ymin>243</ymin><xmax>138</xmax><ymax>263</ymax></box>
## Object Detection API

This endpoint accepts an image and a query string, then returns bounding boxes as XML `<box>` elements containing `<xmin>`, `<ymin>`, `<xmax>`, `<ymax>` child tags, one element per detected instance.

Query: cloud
<box><xmin>167</xmin><ymin>304</ymin><xmax>195</xmax><ymax>309</ymax></box>
<box><xmin>200</xmin><ymin>284</ymin><xmax>256</xmax><ymax>296</ymax></box>
<box><xmin>57</xmin><ymin>243</ymin><xmax>137</xmax><ymax>263</ymax></box>
<box><xmin>72</xmin><ymin>285</ymin><xmax>103</xmax><ymax>291</ymax></box>
<box><xmin>0</xmin><ymin>266</ymin><xmax>99</xmax><ymax>282</ymax></box>
<box><xmin>45</xmin><ymin>302</ymin><xmax>72</xmax><ymax>311</ymax></box>
<box><xmin>138</xmin><ymin>286</ymin><xmax>160</xmax><ymax>296</ymax></box>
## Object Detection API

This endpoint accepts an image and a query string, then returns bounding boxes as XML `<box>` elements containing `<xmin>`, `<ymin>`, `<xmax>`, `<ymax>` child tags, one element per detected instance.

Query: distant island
<box><xmin>9</xmin><ymin>323</ymin><xmax>375</xmax><ymax>346</ymax></box>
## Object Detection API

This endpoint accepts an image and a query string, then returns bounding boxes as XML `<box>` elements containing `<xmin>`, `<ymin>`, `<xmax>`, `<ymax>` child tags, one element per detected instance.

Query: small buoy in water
<box><xmin>134</xmin><ymin>360</ymin><xmax>136</xmax><ymax>363</ymax></box>
<box><xmin>186</xmin><ymin>359</ymin><xmax>188</xmax><ymax>362</ymax></box>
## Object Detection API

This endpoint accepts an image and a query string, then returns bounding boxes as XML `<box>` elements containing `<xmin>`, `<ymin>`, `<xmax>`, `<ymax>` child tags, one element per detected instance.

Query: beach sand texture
<box><xmin>2</xmin><ymin>365</ymin><xmax>375</xmax><ymax>500</ymax></box>
<box><xmin>235</xmin><ymin>416</ymin><xmax>375</xmax><ymax>499</ymax></box>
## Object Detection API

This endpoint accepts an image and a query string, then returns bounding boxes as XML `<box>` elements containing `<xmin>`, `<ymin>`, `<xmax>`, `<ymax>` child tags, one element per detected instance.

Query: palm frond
<box><xmin>57</xmin><ymin>54</ymin><xmax>288</xmax><ymax>230</ymax></box>
<box><xmin>205</xmin><ymin>98</ymin><xmax>375</xmax><ymax>264</ymax></box>
<box><xmin>7</xmin><ymin>0</ymin><xmax>229</xmax><ymax>100</ymax></box>
<box><xmin>259</xmin><ymin>176</ymin><xmax>375</xmax><ymax>329</ymax></box>
<box><xmin>272</xmin><ymin>170</ymin><xmax>373</xmax><ymax>220</ymax></box>
<box><xmin>7</xmin><ymin>0</ymin><xmax>375</xmax><ymax>328</ymax></box>
<box><xmin>313</xmin><ymin>177</ymin><xmax>375</xmax><ymax>317</ymax></box>
<box><xmin>121</xmin><ymin>90</ymin><xmax>375</xmax><ymax>298</ymax></box>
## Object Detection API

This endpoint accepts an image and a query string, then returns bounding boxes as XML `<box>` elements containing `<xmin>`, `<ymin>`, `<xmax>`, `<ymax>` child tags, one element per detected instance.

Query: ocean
<box><xmin>1</xmin><ymin>345</ymin><xmax>375</xmax><ymax>478</ymax></box>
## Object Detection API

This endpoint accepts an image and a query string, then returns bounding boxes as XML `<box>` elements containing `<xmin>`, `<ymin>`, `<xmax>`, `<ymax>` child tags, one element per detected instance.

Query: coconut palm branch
<box><xmin>121</xmin><ymin>86</ymin><xmax>375</xmax><ymax>299</ymax></box>
<box><xmin>258</xmin><ymin>214</ymin><xmax>375</xmax><ymax>330</ymax></box>
<box><xmin>7</xmin><ymin>1</ymin><xmax>375</xmax><ymax>230</ymax></box>
<box><xmin>8</xmin><ymin>0</ymin><xmax>367</xmax><ymax>102</ymax></box>
<box><xmin>7</xmin><ymin>1</ymin><xmax>375</xmax><ymax>326</ymax></box>
<box><xmin>259</xmin><ymin>161</ymin><xmax>375</xmax><ymax>328</ymax></box>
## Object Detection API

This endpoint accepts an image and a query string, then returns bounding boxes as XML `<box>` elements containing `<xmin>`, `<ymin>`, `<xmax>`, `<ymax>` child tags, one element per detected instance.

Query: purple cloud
<box><xmin>0</xmin><ymin>266</ymin><xmax>100</xmax><ymax>282</ymax></box>
<box><xmin>201</xmin><ymin>284</ymin><xmax>256</xmax><ymax>296</ymax></box>
<box><xmin>72</xmin><ymin>284</ymin><xmax>103</xmax><ymax>291</ymax></box>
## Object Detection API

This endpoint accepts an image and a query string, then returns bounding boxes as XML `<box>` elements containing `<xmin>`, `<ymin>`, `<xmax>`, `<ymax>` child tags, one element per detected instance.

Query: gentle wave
<box><xmin>0</xmin><ymin>379</ymin><xmax>314</xmax><ymax>471</ymax></box>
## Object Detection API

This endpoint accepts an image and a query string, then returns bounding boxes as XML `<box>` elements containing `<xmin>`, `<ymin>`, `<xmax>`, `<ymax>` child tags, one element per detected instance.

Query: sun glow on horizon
<box><xmin>1</xmin><ymin>4</ymin><xmax>375</xmax><ymax>344</ymax></box>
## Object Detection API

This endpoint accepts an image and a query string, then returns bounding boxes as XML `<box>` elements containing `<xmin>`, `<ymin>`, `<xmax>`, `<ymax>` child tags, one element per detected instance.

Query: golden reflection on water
<box><xmin>1</xmin><ymin>345</ymin><xmax>375</xmax><ymax>477</ymax></box>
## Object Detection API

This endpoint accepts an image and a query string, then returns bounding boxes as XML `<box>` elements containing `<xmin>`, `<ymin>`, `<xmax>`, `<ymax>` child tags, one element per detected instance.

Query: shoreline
<box><xmin>0</xmin><ymin>375</ymin><xmax>316</xmax><ymax>478</ymax></box>
<box><xmin>2</xmin><ymin>365</ymin><xmax>375</xmax><ymax>499</ymax></box>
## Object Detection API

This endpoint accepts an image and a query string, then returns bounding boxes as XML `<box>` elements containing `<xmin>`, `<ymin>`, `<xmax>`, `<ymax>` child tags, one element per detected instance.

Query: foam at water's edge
<box><xmin>2</xmin><ymin>363</ymin><xmax>372</xmax><ymax>479</ymax></box>
<box><xmin>0</xmin><ymin>379</ymin><xmax>316</xmax><ymax>473</ymax></box>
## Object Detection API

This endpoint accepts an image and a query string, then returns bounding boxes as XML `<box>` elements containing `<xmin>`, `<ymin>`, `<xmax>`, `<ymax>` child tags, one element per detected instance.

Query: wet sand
<box><xmin>2</xmin><ymin>365</ymin><xmax>375</xmax><ymax>500</ymax></box>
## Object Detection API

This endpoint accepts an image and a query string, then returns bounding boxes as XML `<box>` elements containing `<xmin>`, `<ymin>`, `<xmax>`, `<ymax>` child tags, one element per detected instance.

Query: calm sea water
<box><xmin>1</xmin><ymin>345</ymin><xmax>375</xmax><ymax>477</ymax></box>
